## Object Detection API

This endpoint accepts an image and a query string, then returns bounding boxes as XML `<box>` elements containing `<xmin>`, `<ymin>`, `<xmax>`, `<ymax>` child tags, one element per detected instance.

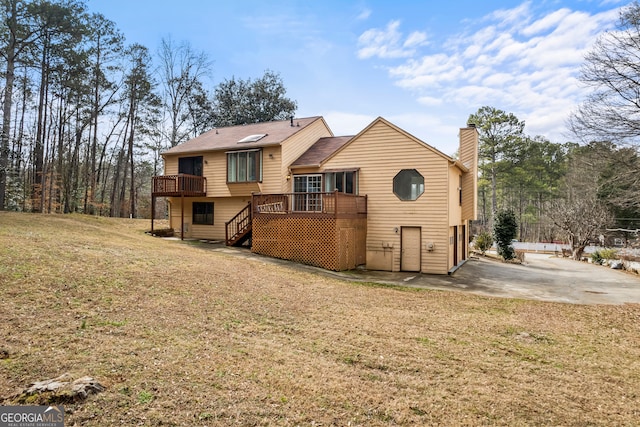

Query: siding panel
<box><xmin>323</xmin><ymin>120</ymin><xmax>451</xmax><ymax>274</ymax></box>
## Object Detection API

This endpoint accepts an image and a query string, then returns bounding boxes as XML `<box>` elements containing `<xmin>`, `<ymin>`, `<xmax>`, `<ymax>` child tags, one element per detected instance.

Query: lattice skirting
<box><xmin>252</xmin><ymin>216</ymin><xmax>366</xmax><ymax>271</ymax></box>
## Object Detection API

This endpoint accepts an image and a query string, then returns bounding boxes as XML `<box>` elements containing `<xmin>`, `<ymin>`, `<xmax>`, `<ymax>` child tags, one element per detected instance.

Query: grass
<box><xmin>1</xmin><ymin>211</ymin><xmax>639</xmax><ymax>426</ymax></box>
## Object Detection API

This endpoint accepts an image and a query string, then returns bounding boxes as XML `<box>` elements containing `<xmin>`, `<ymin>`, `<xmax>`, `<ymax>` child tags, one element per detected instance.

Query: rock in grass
<box><xmin>9</xmin><ymin>373</ymin><xmax>105</xmax><ymax>405</ymax></box>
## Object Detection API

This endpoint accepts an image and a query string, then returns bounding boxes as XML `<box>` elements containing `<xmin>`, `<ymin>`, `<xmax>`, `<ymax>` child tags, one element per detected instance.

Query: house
<box><xmin>152</xmin><ymin>116</ymin><xmax>478</xmax><ymax>274</ymax></box>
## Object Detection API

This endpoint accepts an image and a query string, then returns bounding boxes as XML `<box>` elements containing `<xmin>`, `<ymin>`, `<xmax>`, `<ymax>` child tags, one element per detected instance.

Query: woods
<box><xmin>0</xmin><ymin>0</ymin><xmax>296</xmax><ymax>217</ymax></box>
<box><xmin>0</xmin><ymin>0</ymin><xmax>638</xmax><ymax>251</ymax></box>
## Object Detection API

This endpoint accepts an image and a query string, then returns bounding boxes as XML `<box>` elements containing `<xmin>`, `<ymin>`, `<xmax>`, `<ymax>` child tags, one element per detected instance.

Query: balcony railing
<box><xmin>152</xmin><ymin>174</ymin><xmax>206</xmax><ymax>197</ymax></box>
<box><xmin>252</xmin><ymin>192</ymin><xmax>367</xmax><ymax>218</ymax></box>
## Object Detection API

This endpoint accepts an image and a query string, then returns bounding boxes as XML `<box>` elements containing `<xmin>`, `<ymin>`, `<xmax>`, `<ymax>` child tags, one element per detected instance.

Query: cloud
<box><xmin>356</xmin><ymin>7</ymin><xmax>371</xmax><ymax>21</ymax></box>
<box><xmin>357</xmin><ymin>2</ymin><xmax>622</xmax><ymax>143</ymax></box>
<box><xmin>357</xmin><ymin>20</ymin><xmax>428</xmax><ymax>59</ymax></box>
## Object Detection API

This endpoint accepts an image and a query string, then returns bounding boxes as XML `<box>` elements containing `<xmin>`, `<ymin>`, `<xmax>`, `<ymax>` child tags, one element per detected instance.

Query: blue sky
<box><xmin>89</xmin><ymin>0</ymin><xmax>626</xmax><ymax>155</ymax></box>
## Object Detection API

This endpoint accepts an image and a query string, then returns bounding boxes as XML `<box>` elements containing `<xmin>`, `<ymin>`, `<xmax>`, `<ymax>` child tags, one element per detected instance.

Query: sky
<box><xmin>88</xmin><ymin>0</ymin><xmax>627</xmax><ymax>156</ymax></box>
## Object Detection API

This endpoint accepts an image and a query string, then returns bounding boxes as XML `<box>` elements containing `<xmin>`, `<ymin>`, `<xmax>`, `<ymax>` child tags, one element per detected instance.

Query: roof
<box><xmin>162</xmin><ymin>116</ymin><xmax>324</xmax><ymax>155</ymax></box>
<box><xmin>290</xmin><ymin>136</ymin><xmax>353</xmax><ymax>168</ymax></box>
<box><xmin>319</xmin><ymin>116</ymin><xmax>467</xmax><ymax>170</ymax></box>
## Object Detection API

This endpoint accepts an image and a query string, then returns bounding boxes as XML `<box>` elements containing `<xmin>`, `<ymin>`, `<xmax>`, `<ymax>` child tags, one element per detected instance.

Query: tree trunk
<box><xmin>0</xmin><ymin>0</ymin><xmax>18</xmax><ymax>211</ymax></box>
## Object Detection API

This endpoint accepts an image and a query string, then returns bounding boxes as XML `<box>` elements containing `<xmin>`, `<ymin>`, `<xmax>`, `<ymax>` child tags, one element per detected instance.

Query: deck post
<box><xmin>181</xmin><ymin>193</ymin><xmax>184</xmax><ymax>240</ymax></box>
<box><xmin>151</xmin><ymin>195</ymin><xmax>155</xmax><ymax>232</ymax></box>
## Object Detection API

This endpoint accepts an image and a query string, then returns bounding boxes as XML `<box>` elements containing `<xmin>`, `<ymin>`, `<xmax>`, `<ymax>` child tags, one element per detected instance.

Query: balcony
<box><xmin>152</xmin><ymin>174</ymin><xmax>206</xmax><ymax>197</ymax></box>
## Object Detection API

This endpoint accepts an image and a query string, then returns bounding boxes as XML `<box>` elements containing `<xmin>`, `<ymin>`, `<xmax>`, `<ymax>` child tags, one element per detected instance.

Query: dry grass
<box><xmin>1</xmin><ymin>212</ymin><xmax>639</xmax><ymax>426</ymax></box>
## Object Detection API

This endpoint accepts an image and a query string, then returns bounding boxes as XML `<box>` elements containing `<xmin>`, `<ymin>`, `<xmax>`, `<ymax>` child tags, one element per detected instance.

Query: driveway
<box><xmin>196</xmin><ymin>242</ymin><xmax>640</xmax><ymax>305</ymax></box>
<box><xmin>336</xmin><ymin>253</ymin><xmax>640</xmax><ymax>305</ymax></box>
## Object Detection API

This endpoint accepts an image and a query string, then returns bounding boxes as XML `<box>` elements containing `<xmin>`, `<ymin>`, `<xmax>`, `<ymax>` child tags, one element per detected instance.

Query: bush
<box><xmin>493</xmin><ymin>209</ymin><xmax>518</xmax><ymax>261</ymax></box>
<box><xmin>591</xmin><ymin>249</ymin><xmax>618</xmax><ymax>265</ymax></box>
<box><xmin>474</xmin><ymin>231</ymin><xmax>493</xmax><ymax>254</ymax></box>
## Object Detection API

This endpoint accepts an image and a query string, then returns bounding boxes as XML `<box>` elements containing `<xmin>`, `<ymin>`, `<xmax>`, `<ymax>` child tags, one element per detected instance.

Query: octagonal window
<box><xmin>393</xmin><ymin>169</ymin><xmax>424</xmax><ymax>201</ymax></box>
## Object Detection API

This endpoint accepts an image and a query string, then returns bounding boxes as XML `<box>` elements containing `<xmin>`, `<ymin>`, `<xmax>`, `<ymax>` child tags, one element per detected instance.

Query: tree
<box><xmin>112</xmin><ymin>43</ymin><xmax>159</xmax><ymax>218</ymax></box>
<box><xmin>0</xmin><ymin>0</ymin><xmax>45</xmax><ymax>210</ymax></box>
<box><xmin>157</xmin><ymin>36</ymin><xmax>212</xmax><ymax>147</ymax></box>
<box><xmin>84</xmin><ymin>12</ymin><xmax>123</xmax><ymax>214</ymax></box>
<box><xmin>569</xmin><ymin>1</ymin><xmax>640</xmax><ymax>147</ymax></box>
<box><xmin>212</xmin><ymin>70</ymin><xmax>297</xmax><ymax>126</ymax></box>
<box><xmin>468</xmin><ymin>106</ymin><xmax>525</xmax><ymax>226</ymax></box>
<box><xmin>548</xmin><ymin>144</ymin><xmax>615</xmax><ymax>260</ymax></box>
<box><xmin>493</xmin><ymin>208</ymin><xmax>517</xmax><ymax>260</ymax></box>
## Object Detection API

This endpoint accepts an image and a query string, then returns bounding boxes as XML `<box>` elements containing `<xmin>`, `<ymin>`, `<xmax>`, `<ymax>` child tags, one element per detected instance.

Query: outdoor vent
<box><xmin>238</xmin><ymin>133</ymin><xmax>267</xmax><ymax>143</ymax></box>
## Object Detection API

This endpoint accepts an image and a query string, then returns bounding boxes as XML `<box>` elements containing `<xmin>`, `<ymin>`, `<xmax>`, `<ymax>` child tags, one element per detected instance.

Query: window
<box><xmin>179</xmin><ymin>156</ymin><xmax>203</xmax><ymax>176</ymax></box>
<box><xmin>192</xmin><ymin>202</ymin><xmax>214</xmax><ymax>225</ymax></box>
<box><xmin>324</xmin><ymin>171</ymin><xmax>357</xmax><ymax>194</ymax></box>
<box><xmin>227</xmin><ymin>149</ymin><xmax>262</xmax><ymax>182</ymax></box>
<box><xmin>393</xmin><ymin>169</ymin><xmax>424</xmax><ymax>201</ymax></box>
<box><xmin>293</xmin><ymin>174</ymin><xmax>322</xmax><ymax>211</ymax></box>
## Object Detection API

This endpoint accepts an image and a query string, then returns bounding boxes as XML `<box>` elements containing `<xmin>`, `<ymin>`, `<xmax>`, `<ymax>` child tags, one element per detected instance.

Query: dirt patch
<box><xmin>1</xmin><ymin>212</ymin><xmax>639</xmax><ymax>426</ymax></box>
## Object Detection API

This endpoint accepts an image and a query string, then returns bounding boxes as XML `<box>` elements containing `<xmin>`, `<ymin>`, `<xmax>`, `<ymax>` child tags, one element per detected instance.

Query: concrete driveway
<box><xmin>336</xmin><ymin>253</ymin><xmax>640</xmax><ymax>305</ymax></box>
<box><xmin>197</xmin><ymin>242</ymin><xmax>640</xmax><ymax>305</ymax></box>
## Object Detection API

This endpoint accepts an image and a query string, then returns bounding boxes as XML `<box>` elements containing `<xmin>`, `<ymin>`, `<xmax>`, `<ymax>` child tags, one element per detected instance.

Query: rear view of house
<box><xmin>152</xmin><ymin>116</ymin><xmax>478</xmax><ymax>274</ymax></box>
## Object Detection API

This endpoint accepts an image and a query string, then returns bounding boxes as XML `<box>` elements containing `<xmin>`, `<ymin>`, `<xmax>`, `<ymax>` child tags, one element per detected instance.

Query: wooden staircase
<box><xmin>225</xmin><ymin>202</ymin><xmax>252</xmax><ymax>246</ymax></box>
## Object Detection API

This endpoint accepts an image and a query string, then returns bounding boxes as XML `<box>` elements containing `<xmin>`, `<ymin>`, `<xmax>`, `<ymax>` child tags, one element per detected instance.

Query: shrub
<box><xmin>494</xmin><ymin>209</ymin><xmax>518</xmax><ymax>261</ymax></box>
<box><xmin>474</xmin><ymin>231</ymin><xmax>493</xmax><ymax>254</ymax></box>
<box><xmin>591</xmin><ymin>249</ymin><xmax>618</xmax><ymax>265</ymax></box>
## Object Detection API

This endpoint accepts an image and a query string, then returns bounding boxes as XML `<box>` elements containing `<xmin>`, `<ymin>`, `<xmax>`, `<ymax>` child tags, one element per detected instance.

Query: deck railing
<box><xmin>252</xmin><ymin>192</ymin><xmax>367</xmax><ymax>217</ymax></box>
<box><xmin>152</xmin><ymin>174</ymin><xmax>206</xmax><ymax>197</ymax></box>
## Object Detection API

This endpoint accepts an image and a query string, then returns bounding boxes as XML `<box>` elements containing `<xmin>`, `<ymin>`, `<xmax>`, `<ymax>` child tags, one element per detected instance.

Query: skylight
<box><xmin>238</xmin><ymin>133</ymin><xmax>267</xmax><ymax>143</ymax></box>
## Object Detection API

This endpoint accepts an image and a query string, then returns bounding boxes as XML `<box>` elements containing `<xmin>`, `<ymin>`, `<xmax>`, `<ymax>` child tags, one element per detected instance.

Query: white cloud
<box><xmin>357</xmin><ymin>20</ymin><xmax>427</xmax><ymax>59</ymax></box>
<box><xmin>357</xmin><ymin>7</ymin><xmax>371</xmax><ymax>21</ymax></box>
<box><xmin>357</xmin><ymin>2</ymin><xmax>622</xmax><ymax>143</ymax></box>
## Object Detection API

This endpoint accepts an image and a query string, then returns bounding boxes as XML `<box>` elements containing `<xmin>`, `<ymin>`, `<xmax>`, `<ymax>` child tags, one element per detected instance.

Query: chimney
<box><xmin>290</xmin><ymin>116</ymin><xmax>294</xmax><ymax>127</ymax></box>
<box><xmin>459</xmin><ymin>125</ymin><xmax>479</xmax><ymax>221</ymax></box>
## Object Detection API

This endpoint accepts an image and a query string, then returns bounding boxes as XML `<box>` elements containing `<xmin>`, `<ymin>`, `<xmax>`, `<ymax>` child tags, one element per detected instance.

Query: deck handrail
<box><xmin>225</xmin><ymin>202</ymin><xmax>253</xmax><ymax>245</ymax></box>
<box><xmin>252</xmin><ymin>191</ymin><xmax>367</xmax><ymax>217</ymax></box>
<box><xmin>152</xmin><ymin>174</ymin><xmax>206</xmax><ymax>196</ymax></box>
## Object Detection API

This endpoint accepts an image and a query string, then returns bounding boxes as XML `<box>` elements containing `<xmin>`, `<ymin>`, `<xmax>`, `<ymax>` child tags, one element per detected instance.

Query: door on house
<box><xmin>453</xmin><ymin>225</ymin><xmax>459</xmax><ymax>266</ymax></box>
<box><xmin>401</xmin><ymin>227</ymin><xmax>421</xmax><ymax>272</ymax></box>
<box><xmin>293</xmin><ymin>174</ymin><xmax>322</xmax><ymax>211</ymax></box>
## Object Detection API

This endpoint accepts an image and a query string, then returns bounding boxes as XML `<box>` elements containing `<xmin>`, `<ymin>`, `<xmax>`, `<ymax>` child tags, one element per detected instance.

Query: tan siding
<box><xmin>460</xmin><ymin>127</ymin><xmax>478</xmax><ymax>221</ymax></box>
<box><xmin>280</xmin><ymin>119</ymin><xmax>332</xmax><ymax>192</ymax></box>
<box><xmin>448</xmin><ymin>166</ymin><xmax>462</xmax><ymax>226</ymax></box>
<box><xmin>168</xmin><ymin>196</ymin><xmax>250</xmax><ymax>240</ymax></box>
<box><xmin>323</xmin><ymin>120</ymin><xmax>451</xmax><ymax>274</ymax></box>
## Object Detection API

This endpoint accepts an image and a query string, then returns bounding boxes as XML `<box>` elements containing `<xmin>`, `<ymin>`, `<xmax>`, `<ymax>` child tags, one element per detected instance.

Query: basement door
<box><xmin>401</xmin><ymin>226</ymin><xmax>421</xmax><ymax>272</ymax></box>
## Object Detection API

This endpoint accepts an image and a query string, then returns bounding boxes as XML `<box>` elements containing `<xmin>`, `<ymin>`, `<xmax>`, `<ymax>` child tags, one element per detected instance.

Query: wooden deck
<box><xmin>152</xmin><ymin>174</ymin><xmax>206</xmax><ymax>197</ymax></box>
<box><xmin>250</xmin><ymin>192</ymin><xmax>368</xmax><ymax>270</ymax></box>
<box><xmin>151</xmin><ymin>174</ymin><xmax>206</xmax><ymax>239</ymax></box>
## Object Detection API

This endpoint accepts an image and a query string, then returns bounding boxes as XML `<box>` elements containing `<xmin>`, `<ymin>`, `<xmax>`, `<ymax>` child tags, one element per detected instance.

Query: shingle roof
<box><xmin>162</xmin><ymin>116</ymin><xmax>323</xmax><ymax>155</ymax></box>
<box><xmin>290</xmin><ymin>136</ymin><xmax>353</xmax><ymax>168</ymax></box>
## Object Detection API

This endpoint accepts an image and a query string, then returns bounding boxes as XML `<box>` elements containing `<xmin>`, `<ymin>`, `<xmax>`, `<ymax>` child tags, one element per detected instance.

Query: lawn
<box><xmin>0</xmin><ymin>212</ymin><xmax>638</xmax><ymax>426</ymax></box>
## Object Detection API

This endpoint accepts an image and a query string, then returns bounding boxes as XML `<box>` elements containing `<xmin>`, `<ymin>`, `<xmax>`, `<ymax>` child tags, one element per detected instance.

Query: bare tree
<box><xmin>157</xmin><ymin>36</ymin><xmax>212</xmax><ymax>147</ymax></box>
<box><xmin>569</xmin><ymin>1</ymin><xmax>640</xmax><ymax>146</ymax></box>
<box><xmin>547</xmin><ymin>144</ymin><xmax>614</xmax><ymax>259</ymax></box>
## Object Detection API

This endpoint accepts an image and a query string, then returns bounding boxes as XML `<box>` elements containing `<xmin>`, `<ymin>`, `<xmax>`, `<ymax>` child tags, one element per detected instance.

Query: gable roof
<box><xmin>318</xmin><ymin>116</ymin><xmax>468</xmax><ymax>172</ymax></box>
<box><xmin>162</xmin><ymin>116</ymin><xmax>325</xmax><ymax>155</ymax></box>
<box><xmin>289</xmin><ymin>136</ymin><xmax>353</xmax><ymax>168</ymax></box>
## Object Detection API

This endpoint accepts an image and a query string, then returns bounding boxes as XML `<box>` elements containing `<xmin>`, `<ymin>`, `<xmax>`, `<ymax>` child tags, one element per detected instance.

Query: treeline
<box><xmin>0</xmin><ymin>0</ymin><xmax>296</xmax><ymax>217</ymax></box>
<box><xmin>471</xmin><ymin>2</ymin><xmax>640</xmax><ymax>251</ymax></box>
<box><xmin>470</xmin><ymin>105</ymin><xmax>640</xmax><ymax>250</ymax></box>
